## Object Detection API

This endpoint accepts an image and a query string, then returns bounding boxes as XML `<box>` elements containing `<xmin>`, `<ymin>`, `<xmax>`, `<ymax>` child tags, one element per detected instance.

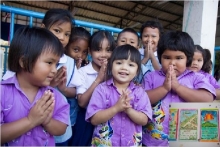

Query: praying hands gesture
<box><xmin>163</xmin><ymin>65</ymin><xmax>180</xmax><ymax>93</ymax></box>
<box><xmin>114</xmin><ymin>89</ymin><xmax>132</xmax><ymax>112</ymax></box>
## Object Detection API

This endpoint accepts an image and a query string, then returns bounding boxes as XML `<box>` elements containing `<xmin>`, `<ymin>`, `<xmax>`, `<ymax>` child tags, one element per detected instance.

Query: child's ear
<box><xmin>19</xmin><ymin>56</ymin><xmax>25</xmax><ymax>69</ymax></box>
<box><xmin>41</xmin><ymin>23</ymin><xmax>45</xmax><ymax>28</ymax></box>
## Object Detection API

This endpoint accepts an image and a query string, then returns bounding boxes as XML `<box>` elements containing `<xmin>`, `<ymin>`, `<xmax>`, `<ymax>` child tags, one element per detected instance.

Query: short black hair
<box><xmin>107</xmin><ymin>44</ymin><xmax>141</xmax><ymax>82</ymax></box>
<box><xmin>157</xmin><ymin>31</ymin><xmax>195</xmax><ymax>67</ymax></box>
<box><xmin>195</xmin><ymin>45</ymin><xmax>212</xmax><ymax>73</ymax></box>
<box><xmin>89</xmin><ymin>30</ymin><xmax>116</xmax><ymax>52</ymax></box>
<box><xmin>42</xmin><ymin>8</ymin><xmax>74</xmax><ymax>29</ymax></box>
<box><xmin>117</xmin><ymin>28</ymin><xmax>139</xmax><ymax>41</ymax></box>
<box><xmin>8</xmin><ymin>26</ymin><xmax>63</xmax><ymax>73</ymax></box>
<box><xmin>140</xmin><ymin>20</ymin><xmax>164</xmax><ymax>38</ymax></box>
<box><xmin>66</xmin><ymin>27</ymin><xmax>91</xmax><ymax>50</ymax></box>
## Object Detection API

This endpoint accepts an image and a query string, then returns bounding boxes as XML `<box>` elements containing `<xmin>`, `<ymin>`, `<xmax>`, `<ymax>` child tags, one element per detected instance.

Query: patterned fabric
<box><xmin>142</xmin><ymin>69</ymin><xmax>216</xmax><ymax>146</ymax></box>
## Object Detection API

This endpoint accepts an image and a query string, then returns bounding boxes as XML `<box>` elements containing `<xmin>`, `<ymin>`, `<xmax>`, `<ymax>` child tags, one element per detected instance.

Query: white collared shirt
<box><xmin>76</xmin><ymin>62</ymin><xmax>98</xmax><ymax>94</ymax></box>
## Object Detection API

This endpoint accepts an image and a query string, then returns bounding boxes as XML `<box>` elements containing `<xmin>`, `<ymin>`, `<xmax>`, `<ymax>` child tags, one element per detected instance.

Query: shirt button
<box><xmin>121</xmin><ymin>134</ymin><xmax>124</xmax><ymax>137</ymax></box>
<box><xmin>122</xmin><ymin>117</ymin><xmax>125</xmax><ymax>119</ymax></box>
<box><xmin>26</xmin><ymin>132</ymin><xmax>31</xmax><ymax>135</ymax></box>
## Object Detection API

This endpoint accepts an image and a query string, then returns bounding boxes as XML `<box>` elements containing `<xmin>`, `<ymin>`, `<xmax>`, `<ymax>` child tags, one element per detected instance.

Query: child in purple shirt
<box><xmin>189</xmin><ymin>45</ymin><xmax>220</xmax><ymax>100</ymax></box>
<box><xmin>142</xmin><ymin>31</ymin><xmax>216</xmax><ymax>146</ymax></box>
<box><xmin>86</xmin><ymin>45</ymin><xmax>152</xmax><ymax>146</ymax></box>
<box><xmin>1</xmin><ymin>27</ymin><xmax>69</xmax><ymax>146</ymax></box>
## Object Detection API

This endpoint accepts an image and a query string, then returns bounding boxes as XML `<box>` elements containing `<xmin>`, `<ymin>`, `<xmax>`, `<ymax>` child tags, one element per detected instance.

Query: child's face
<box><xmin>49</xmin><ymin>22</ymin><xmax>71</xmax><ymax>48</ymax></box>
<box><xmin>161</xmin><ymin>49</ymin><xmax>187</xmax><ymax>77</ymax></box>
<box><xmin>188</xmin><ymin>51</ymin><xmax>203</xmax><ymax>72</ymax></box>
<box><xmin>27</xmin><ymin>51</ymin><xmax>60</xmax><ymax>86</ymax></box>
<box><xmin>117</xmin><ymin>32</ymin><xmax>139</xmax><ymax>49</ymax></box>
<box><xmin>141</xmin><ymin>27</ymin><xmax>159</xmax><ymax>52</ymax></box>
<box><xmin>112</xmin><ymin>57</ymin><xmax>138</xmax><ymax>86</ymax></box>
<box><xmin>90</xmin><ymin>38</ymin><xmax>112</xmax><ymax>69</ymax></box>
<box><xmin>66</xmin><ymin>39</ymin><xmax>88</xmax><ymax>61</ymax></box>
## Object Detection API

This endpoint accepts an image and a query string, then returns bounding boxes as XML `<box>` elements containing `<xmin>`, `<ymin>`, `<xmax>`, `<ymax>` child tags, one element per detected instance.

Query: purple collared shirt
<box><xmin>1</xmin><ymin>75</ymin><xmax>70</xmax><ymax>146</ymax></box>
<box><xmin>199</xmin><ymin>70</ymin><xmax>220</xmax><ymax>89</ymax></box>
<box><xmin>142</xmin><ymin>69</ymin><xmax>216</xmax><ymax>146</ymax></box>
<box><xmin>86</xmin><ymin>78</ymin><xmax>152</xmax><ymax>146</ymax></box>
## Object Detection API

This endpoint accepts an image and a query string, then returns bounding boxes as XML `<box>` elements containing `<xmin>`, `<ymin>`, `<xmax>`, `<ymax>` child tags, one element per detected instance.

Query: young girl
<box><xmin>41</xmin><ymin>8</ymin><xmax>82</xmax><ymax>145</ymax></box>
<box><xmin>69</xmin><ymin>30</ymin><xmax>116</xmax><ymax>146</ymax></box>
<box><xmin>139</xmin><ymin>20</ymin><xmax>164</xmax><ymax>71</ymax></box>
<box><xmin>189</xmin><ymin>45</ymin><xmax>220</xmax><ymax>100</ymax></box>
<box><xmin>64</xmin><ymin>27</ymin><xmax>91</xmax><ymax>145</ymax></box>
<box><xmin>65</xmin><ymin>27</ymin><xmax>91</xmax><ymax>68</ymax></box>
<box><xmin>1</xmin><ymin>27</ymin><xmax>69</xmax><ymax>146</ymax></box>
<box><xmin>86</xmin><ymin>44</ymin><xmax>152</xmax><ymax>146</ymax></box>
<box><xmin>142</xmin><ymin>31</ymin><xmax>216</xmax><ymax>146</ymax></box>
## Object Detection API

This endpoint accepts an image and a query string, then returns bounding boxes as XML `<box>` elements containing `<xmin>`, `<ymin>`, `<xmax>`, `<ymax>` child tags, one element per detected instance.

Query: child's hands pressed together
<box><xmin>57</xmin><ymin>68</ymin><xmax>68</xmax><ymax>93</ymax></box>
<box><xmin>76</xmin><ymin>58</ymin><xmax>82</xmax><ymax>69</ymax></box>
<box><xmin>96</xmin><ymin>59</ymin><xmax>108</xmax><ymax>83</ymax></box>
<box><xmin>144</xmin><ymin>39</ymin><xmax>154</xmax><ymax>59</ymax></box>
<box><xmin>163</xmin><ymin>65</ymin><xmax>181</xmax><ymax>93</ymax></box>
<box><xmin>27</xmin><ymin>90</ymin><xmax>55</xmax><ymax>127</ymax></box>
<box><xmin>163</xmin><ymin>65</ymin><xmax>172</xmax><ymax>92</ymax></box>
<box><xmin>114</xmin><ymin>89</ymin><xmax>132</xmax><ymax>113</ymax></box>
<box><xmin>42</xmin><ymin>91</ymin><xmax>55</xmax><ymax>127</ymax></box>
<box><xmin>50</xmin><ymin>66</ymin><xmax>66</xmax><ymax>87</ymax></box>
<box><xmin>170</xmin><ymin>65</ymin><xmax>181</xmax><ymax>92</ymax></box>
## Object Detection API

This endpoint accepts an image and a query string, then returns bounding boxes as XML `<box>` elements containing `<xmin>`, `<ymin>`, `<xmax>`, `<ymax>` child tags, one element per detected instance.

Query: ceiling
<box><xmin>1</xmin><ymin>0</ymin><xmax>220</xmax><ymax>45</ymax></box>
<box><xmin>1</xmin><ymin>0</ymin><xmax>185</xmax><ymax>31</ymax></box>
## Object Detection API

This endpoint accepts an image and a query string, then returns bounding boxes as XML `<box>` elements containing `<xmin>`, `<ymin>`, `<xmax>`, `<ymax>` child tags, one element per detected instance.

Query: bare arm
<box><xmin>171</xmin><ymin>66</ymin><xmax>213</xmax><ymax>102</ymax></box>
<box><xmin>90</xmin><ymin>106</ymin><xmax>118</xmax><ymax>125</ymax></box>
<box><xmin>42</xmin><ymin>119</ymin><xmax>67</xmax><ymax>136</ymax></box>
<box><xmin>175</xmin><ymin>85</ymin><xmax>213</xmax><ymax>102</ymax></box>
<box><xmin>90</xmin><ymin>90</ymin><xmax>131</xmax><ymax>125</ymax></box>
<box><xmin>146</xmin><ymin>86</ymin><xmax>169</xmax><ymax>105</ymax></box>
<box><xmin>125</xmin><ymin>108</ymin><xmax>148</xmax><ymax>126</ymax></box>
<box><xmin>216</xmin><ymin>89</ymin><xmax>220</xmax><ymax>100</ymax></box>
<box><xmin>77</xmin><ymin>78</ymin><xmax>100</xmax><ymax>108</ymax></box>
<box><xmin>78</xmin><ymin>60</ymin><xmax>107</xmax><ymax>108</ymax></box>
<box><xmin>59</xmin><ymin>87</ymin><xmax>76</xmax><ymax>98</ymax></box>
<box><xmin>150</xmin><ymin>55</ymin><xmax>161</xmax><ymax>70</ymax></box>
<box><xmin>1</xmin><ymin>117</ymin><xmax>35</xmax><ymax>144</ymax></box>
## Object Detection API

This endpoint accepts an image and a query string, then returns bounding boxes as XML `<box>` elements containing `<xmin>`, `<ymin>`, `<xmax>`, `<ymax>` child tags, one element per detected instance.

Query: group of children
<box><xmin>1</xmin><ymin>8</ymin><xmax>220</xmax><ymax>147</ymax></box>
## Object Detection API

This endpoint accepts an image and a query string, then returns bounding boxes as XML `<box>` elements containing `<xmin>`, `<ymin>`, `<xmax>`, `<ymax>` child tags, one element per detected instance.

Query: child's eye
<box><xmin>73</xmin><ymin>48</ymin><xmax>79</xmax><ymax>52</ymax></box>
<box><xmin>107</xmin><ymin>48</ymin><xmax>112</xmax><ymax>52</ymax></box>
<box><xmin>83</xmin><ymin>51</ymin><xmax>88</xmax><ymax>55</ymax></box>
<box><xmin>129</xmin><ymin>64</ymin><xmax>134</xmax><ymax>67</ymax></box>
<box><xmin>65</xmin><ymin>33</ymin><xmax>70</xmax><ymax>37</ymax></box>
<box><xmin>54</xmin><ymin>29</ymin><xmax>60</xmax><ymax>33</ymax></box>
<box><xmin>47</xmin><ymin>62</ymin><xmax>52</xmax><ymax>65</ymax></box>
<box><xmin>116</xmin><ymin>61</ymin><xmax>121</xmax><ymax>64</ymax></box>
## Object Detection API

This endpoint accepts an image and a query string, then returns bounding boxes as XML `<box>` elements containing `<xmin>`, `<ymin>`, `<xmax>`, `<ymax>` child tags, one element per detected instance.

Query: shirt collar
<box><xmin>106</xmin><ymin>78</ymin><xmax>136</xmax><ymax>90</ymax></box>
<box><xmin>1</xmin><ymin>74</ymin><xmax>53</xmax><ymax>92</ymax></box>
<box><xmin>58</xmin><ymin>54</ymin><xmax>67</xmax><ymax>64</ymax></box>
<box><xmin>86</xmin><ymin>62</ymin><xmax>98</xmax><ymax>74</ymax></box>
